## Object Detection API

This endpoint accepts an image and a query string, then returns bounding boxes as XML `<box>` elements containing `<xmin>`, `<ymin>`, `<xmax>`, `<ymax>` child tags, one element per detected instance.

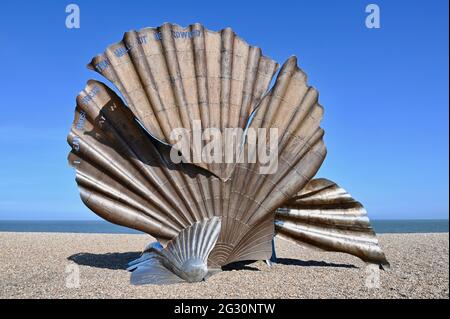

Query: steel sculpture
<box><xmin>68</xmin><ymin>23</ymin><xmax>389</xmax><ymax>285</ymax></box>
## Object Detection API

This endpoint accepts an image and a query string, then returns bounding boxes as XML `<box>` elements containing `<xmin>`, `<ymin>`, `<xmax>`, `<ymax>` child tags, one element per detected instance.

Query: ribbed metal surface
<box><xmin>69</xmin><ymin>24</ymin><xmax>325</xmax><ymax>266</ymax></box>
<box><xmin>129</xmin><ymin>254</ymin><xmax>184</xmax><ymax>286</ymax></box>
<box><xmin>161</xmin><ymin>217</ymin><xmax>221</xmax><ymax>282</ymax></box>
<box><xmin>69</xmin><ymin>29</ymin><xmax>326</xmax><ymax>267</ymax></box>
<box><xmin>128</xmin><ymin>217</ymin><xmax>221</xmax><ymax>284</ymax></box>
<box><xmin>67</xmin><ymin>23</ymin><xmax>387</xmax><ymax>273</ymax></box>
<box><xmin>208</xmin><ymin>56</ymin><xmax>326</xmax><ymax>266</ymax></box>
<box><xmin>275</xmin><ymin>178</ymin><xmax>390</xmax><ymax>268</ymax></box>
<box><xmin>88</xmin><ymin>23</ymin><xmax>279</xmax><ymax>180</ymax></box>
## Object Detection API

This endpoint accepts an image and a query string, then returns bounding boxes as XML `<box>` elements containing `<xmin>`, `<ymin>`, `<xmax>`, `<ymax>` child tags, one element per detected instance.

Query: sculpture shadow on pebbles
<box><xmin>68</xmin><ymin>252</ymin><xmax>141</xmax><ymax>270</ymax></box>
<box><xmin>273</xmin><ymin>258</ymin><xmax>358</xmax><ymax>269</ymax></box>
<box><xmin>66</xmin><ymin>253</ymin><xmax>357</xmax><ymax>272</ymax></box>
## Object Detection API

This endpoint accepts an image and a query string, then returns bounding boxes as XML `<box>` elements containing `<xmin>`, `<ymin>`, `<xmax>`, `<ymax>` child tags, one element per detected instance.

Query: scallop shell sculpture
<box><xmin>68</xmin><ymin>23</ymin><xmax>389</xmax><ymax>285</ymax></box>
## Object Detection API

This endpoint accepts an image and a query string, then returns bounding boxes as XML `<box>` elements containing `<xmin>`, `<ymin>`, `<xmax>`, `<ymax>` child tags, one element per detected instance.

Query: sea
<box><xmin>0</xmin><ymin>219</ymin><xmax>448</xmax><ymax>234</ymax></box>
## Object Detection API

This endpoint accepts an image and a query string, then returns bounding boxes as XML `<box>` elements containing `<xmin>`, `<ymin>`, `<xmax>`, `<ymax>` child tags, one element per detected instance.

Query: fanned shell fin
<box><xmin>127</xmin><ymin>241</ymin><xmax>164</xmax><ymax>271</ymax></box>
<box><xmin>275</xmin><ymin>178</ymin><xmax>390</xmax><ymax>268</ymax></box>
<box><xmin>161</xmin><ymin>217</ymin><xmax>221</xmax><ymax>282</ymax></box>
<box><xmin>130</xmin><ymin>256</ymin><xmax>185</xmax><ymax>285</ymax></box>
<box><xmin>209</xmin><ymin>56</ymin><xmax>327</xmax><ymax>265</ymax></box>
<box><xmin>68</xmin><ymin>80</ymin><xmax>216</xmax><ymax>243</ymax></box>
<box><xmin>128</xmin><ymin>217</ymin><xmax>221</xmax><ymax>285</ymax></box>
<box><xmin>88</xmin><ymin>23</ymin><xmax>279</xmax><ymax>180</ymax></box>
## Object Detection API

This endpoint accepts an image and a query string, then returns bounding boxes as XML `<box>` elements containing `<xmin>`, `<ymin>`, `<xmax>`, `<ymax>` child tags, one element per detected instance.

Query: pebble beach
<box><xmin>0</xmin><ymin>232</ymin><xmax>448</xmax><ymax>299</ymax></box>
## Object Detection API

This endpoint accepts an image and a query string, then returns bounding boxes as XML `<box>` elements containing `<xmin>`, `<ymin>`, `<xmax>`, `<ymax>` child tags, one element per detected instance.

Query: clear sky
<box><xmin>0</xmin><ymin>0</ymin><xmax>448</xmax><ymax>220</ymax></box>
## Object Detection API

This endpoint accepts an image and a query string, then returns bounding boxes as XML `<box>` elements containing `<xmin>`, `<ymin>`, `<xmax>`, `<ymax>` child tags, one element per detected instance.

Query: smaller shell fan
<box><xmin>275</xmin><ymin>178</ymin><xmax>390</xmax><ymax>268</ymax></box>
<box><xmin>128</xmin><ymin>217</ymin><xmax>221</xmax><ymax>285</ymax></box>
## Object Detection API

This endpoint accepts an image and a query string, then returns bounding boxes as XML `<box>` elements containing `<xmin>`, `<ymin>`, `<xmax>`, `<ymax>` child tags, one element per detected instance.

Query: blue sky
<box><xmin>0</xmin><ymin>0</ymin><xmax>448</xmax><ymax>220</ymax></box>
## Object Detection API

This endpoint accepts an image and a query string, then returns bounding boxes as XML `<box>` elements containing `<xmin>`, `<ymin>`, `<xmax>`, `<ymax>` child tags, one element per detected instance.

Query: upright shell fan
<box><xmin>88</xmin><ymin>23</ymin><xmax>279</xmax><ymax>181</ymax></box>
<box><xmin>68</xmin><ymin>23</ymin><xmax>388</xmax><ymax>285</ymax></box>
